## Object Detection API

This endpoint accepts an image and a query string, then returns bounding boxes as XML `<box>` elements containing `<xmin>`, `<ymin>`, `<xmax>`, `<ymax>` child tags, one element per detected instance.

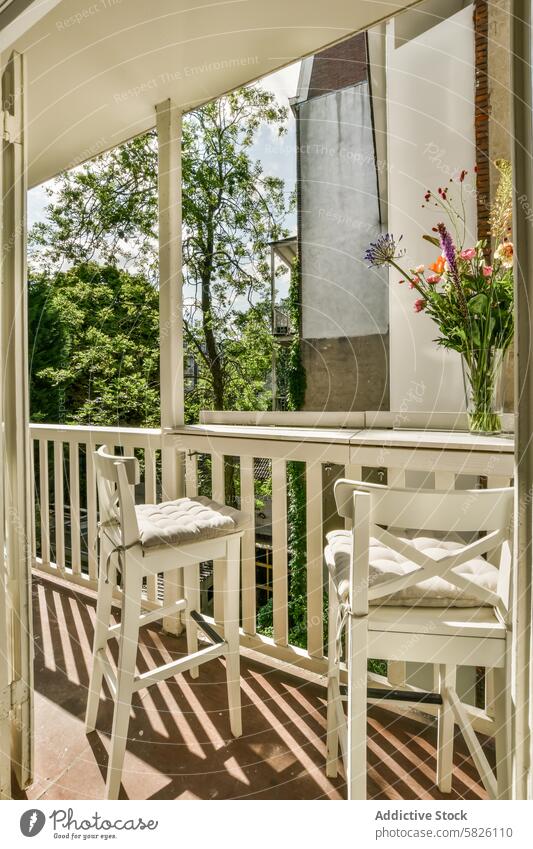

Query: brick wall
<box><xmin>474</xmin><ymin>0</ymin><xmax>490</xmax><ymax>246</ymax></box>
<box><xmin>307</xmin><ymin>32</ymin><xmax>367</xmax><ymax>99</ymax></box>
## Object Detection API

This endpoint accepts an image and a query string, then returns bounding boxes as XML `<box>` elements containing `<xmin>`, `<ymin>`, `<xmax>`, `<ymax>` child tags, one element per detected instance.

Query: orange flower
<box><xmin>429</xmin><ymin>255</ymin><xmax>446</xmax><ymax>275</ymax></box>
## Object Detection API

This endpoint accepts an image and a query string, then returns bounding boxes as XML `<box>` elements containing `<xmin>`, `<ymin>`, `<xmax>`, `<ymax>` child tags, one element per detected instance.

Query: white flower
<box><xmin>494</xmin><ymin>241</ymin><xmax>514</xmax><ymax>268</ymax></box>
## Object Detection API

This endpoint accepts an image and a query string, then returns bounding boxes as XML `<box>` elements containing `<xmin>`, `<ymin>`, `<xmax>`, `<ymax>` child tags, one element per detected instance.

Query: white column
<box><xmin>156</xmin><ymin>98</ymin><xmax>184</xmax><ymax>498</ymax></box>
<box><xmin>156</xmin><ymin>99</ymin><xmax>185</xmax><ymax>634</ymax></box>
<box><xmin>510</xmin><ymin>0</ymin><xmax>533</xmax><ymax>800</ymax></box>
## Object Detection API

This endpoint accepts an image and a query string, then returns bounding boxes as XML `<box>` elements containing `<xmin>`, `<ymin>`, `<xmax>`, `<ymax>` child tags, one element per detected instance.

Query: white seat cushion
<box><xmin>325</xmin><ymin>529</ymin><xmax>499</xmax><ymax>607</ymax></box>
<box><xmin>136</xmin><ymin>496</ymin><xmax>244</xmax><ymax>549</ymax></box>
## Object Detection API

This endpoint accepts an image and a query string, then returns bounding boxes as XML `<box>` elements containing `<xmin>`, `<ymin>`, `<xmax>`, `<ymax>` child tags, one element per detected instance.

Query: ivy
<box><xmin>286</xmin><ymin>258</ymin><xmax>306</xmax><ymax>410</ymax></box>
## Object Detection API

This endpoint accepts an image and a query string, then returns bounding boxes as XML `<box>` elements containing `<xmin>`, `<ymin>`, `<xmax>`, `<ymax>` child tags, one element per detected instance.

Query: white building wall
<box><xmin>387</xmin><ymin>5</ymin><xmax>477</xmax><ymax>412</ymax></box>
<box><xmin>299</xmin><ymin>82</ymin><xmax>388</xmax><ymax>340</ymax></box>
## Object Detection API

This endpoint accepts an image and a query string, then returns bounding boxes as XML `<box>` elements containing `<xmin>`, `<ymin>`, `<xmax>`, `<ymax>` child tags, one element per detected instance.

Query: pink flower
<box><xmin>408</xmin><ymin>280</ymin><xmax>416</xmax><ymax>289</ymax></box>
<box><xmin>426</xmin><ymin>275</ymin><xmax>440</xmax><ymax>284</ymax></box>
<box><xmin>414</xmin><ymin>264</ymin><xmax>425</xmax><ymax>274</ymax></box>
<box><xmin>460</xmin><ymin>248</ymin><xmax>476</xmax><ymax>260</ymax></box>
<box><xmin>413</xmin><ymin>298</ymin><xmax>426</xmax><ymax>313</ymax></box>
<box><xmin>482</xmin><ymin>265</ymin><xmax>493</xmax><ymax>277</ymax></box>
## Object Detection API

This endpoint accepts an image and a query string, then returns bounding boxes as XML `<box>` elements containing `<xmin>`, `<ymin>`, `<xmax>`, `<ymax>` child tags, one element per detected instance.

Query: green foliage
<box><xmin>282</xmin><ymin>258</ymin><xmax>309</xmax><ymax>646</ymax></box>
<box><xmin>285</xmin><ymin>257</ymin><xmax>307</xmax><ymax>410</ymax></box>
<box><xmin>29</xmin><ymin>263</ymin><xmax>160</xmax><ymax>426</ymax></box>
<box><xmin>286</xmin><ymin>460</ymin><xmax>309</xmax><ymax>647</ymax></box>
<box><xmin>184</xmin><ymin>303</ymin><xmax>274</xmax><ymax>423</ymax></box>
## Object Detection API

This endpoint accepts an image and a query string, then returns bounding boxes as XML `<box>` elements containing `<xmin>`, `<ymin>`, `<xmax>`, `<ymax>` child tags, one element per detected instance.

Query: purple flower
<box><xmin>364</xmin><ymin>233</ymin><xmax>404</xmax><ymax>268</ymax></box>
<box><xmin>436</xmin><ymin>222</ymin><xmax>468</xmax><ymax>316</ymax></box>
<box><xmin>436</xmin><ymin>223</ymin><xmax>458</xmax><ymax>279</ymax></box>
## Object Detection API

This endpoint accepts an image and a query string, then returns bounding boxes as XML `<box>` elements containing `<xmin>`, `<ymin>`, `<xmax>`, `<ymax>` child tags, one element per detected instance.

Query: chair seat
<box><xmin>368</xmin><ymin>603</ymin><xmax>505</xmax><ymax>639</ymax></box>
<box><xmin>325</xmin><ymin>529</ymin><xmax>499</xmax><ymax>608</ymax></box>
<box><xmin>136</xmin><ymin>495</ymin><xmax>245</xmax><ymax>549</ymax></box>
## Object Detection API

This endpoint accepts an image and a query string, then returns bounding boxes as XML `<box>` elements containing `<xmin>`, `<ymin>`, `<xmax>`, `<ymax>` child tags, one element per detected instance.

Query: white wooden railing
<box><xmin>30</xmin><ymin>424</ymin><xmax>163</xmax><ymax>604</ymax></box>
<box><xmin>30</xmin><ymin>413</ymin><xmax>515</xmax><ymax>731</ymax></box>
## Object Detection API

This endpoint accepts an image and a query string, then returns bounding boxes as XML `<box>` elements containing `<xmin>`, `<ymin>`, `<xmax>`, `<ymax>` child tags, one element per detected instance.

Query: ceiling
<box><xmin>1</xmin><ymin>0</ymin><xmax>422</xmax><ymax>187</ymax></box>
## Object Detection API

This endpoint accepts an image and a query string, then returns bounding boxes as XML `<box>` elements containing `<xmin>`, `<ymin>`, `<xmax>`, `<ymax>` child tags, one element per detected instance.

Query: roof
<box><xmin>0</xmin><ymin>0</ymin><xmax>423</xmax><ymax>188</ymax></box>
<box><xmin>269</xmin><ymin>235</ymin><xmax>297</xmax><ymax>267</ymax></box>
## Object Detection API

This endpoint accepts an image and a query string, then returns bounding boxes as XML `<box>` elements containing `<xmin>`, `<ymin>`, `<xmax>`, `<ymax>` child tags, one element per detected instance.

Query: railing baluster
<box><xmin>30</xmin><ymin>439</ymin><xmax>37</xmax><ymax>562</ymax></box>
<box><xmin>212</xmin><ymin>452</ymin><xmax>225</xmax><ymax>625</ymax></box>
<box><xmin>435</xmin><ymin>471</ymin><xmax>456</xmax><ymax>490</ymax></box>
<box><xmin>272</xmin><ymin>458</ymin><xmax>288</xmax><ymax>646</ymax></box>
<box><xmin>145</xmin><ymin>447</ymin><xmax>157</xmax><ymax>501</ymax></box>
<box><xmin>69</xmin><ymin>441</ymin><xmax>81</xmax><ymax>575</ymax></box>
<box><xmin>486</xmin><ymin>475</ymin><xmax>512</xmax><ymax>488</ymax></box>
<box><xmin>185</xmin><ymin>452</ymin><xmax>198</xmax><ymax>496</ymax></box>
<box><xmin>144</xmin><ymin>447</ymin><xmax>158</xmax><ymax>602</ymax></box>
<box><xmin>306</xmin><ymin>460</ymin><xmax>323</xmax><ymax>658</ymax></box>
<box><xmin>53</xmin><ymin>440</ymin><xmax>65</xmax><ymax>573</ymax></box>
<box><xmin>86</xmin><ymin>444</ymin><xmax>97</xmax><ymax>581</ymax></box>
<box><xmin>387</xmin><ymin>468</ymin><xmax>406</xmax><ymax>688</ymax></box>
<box><xmin>240</xmin><ymin>455</ymin><xmax>256</xmax><ymax>635</ymax></box>
<box><xmin>388</xmin><ymin>468</ymin><xmax>406</xmax><ymax>488</ymax></box>
<box><xmin>344</xmin><ymin>463</ymin><xmax>362</xmax><ymax>530</ymax></box>
<box><xmin>38</xmin><ymin>439</ymin><xmax>50</xmax><ymax>567</ymax></box>
<box><xmin>484</xmin><ymin>475</ymin><xmax>509</xmax><ymax>716</ymax></box>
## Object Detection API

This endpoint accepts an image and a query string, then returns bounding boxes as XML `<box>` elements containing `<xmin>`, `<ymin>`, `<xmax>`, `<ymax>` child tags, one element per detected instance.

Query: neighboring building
<box><xmin>290</xmin><ymin>32</ymin><xmax>389</xmax><ymax>412</ymax></box>
<box><xmin>386</xmin><ymin>0</ymin><xmax>477</xmax><ymax>412</ymax></box>
<box><xmin>282</xmin><ymin>0</ymin><xmax>511</xmax><ymax>416</ymax></box>
<box><xmin>184</xmin><ymin>352</ymin><xmax>199</xmax><ymax>394</ymax></box>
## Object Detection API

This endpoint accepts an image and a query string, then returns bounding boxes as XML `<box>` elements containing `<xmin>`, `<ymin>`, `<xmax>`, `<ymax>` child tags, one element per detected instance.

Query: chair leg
<box><xmin>85</xmin><ymin>539</ymin><xmax>115</xmax><ymax>733</ymax></box>
<box><xmin>493</xmin><ymin>663</ymin><xmax>512</xmax><ymax>799</ymax></box>
<box><xmin>223</xmin><ymin>534</ymin><xmax>242</xmax><ymax>738</ymax></box>
<box><xmin>346</xmin><ymin>615</ymin><xmax>368</xmax><ymax>800</ymax></box>
<box><xmin>436</xmin><ymin>664</ymin><xmax>456</xmax><ymax>793</ymax></box>
<box><xmin>326</xmin><ymin>576</ymin><xmax>339</xmax><ymax>778</ymax></box>
<box><xmin>105</xmin><ymin>558</ymin><xmax>143</xmax><ymax>800</ymax></box>
<box><xmin>184</xmin><ymin>562</ymin><xmax>200</xmax><ymax>679</ymax></box>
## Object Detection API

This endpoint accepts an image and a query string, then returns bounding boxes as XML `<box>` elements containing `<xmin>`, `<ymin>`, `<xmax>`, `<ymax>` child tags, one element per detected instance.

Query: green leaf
<box><xmin>467</xmin><ymin>293</ymin><xmax>489</xmax><ymax>314</ymax></box>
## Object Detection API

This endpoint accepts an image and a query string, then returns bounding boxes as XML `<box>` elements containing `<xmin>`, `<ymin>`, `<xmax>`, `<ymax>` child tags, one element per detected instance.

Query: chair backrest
<box><xmin>333</xmin><ymin>478</ymin><xmax>514</xmax><ymax>620</ymax></box>
<box><xmin>94</xmin><ymin>445</ymin><xmax>140</xmax><ymax>549</ymax></box>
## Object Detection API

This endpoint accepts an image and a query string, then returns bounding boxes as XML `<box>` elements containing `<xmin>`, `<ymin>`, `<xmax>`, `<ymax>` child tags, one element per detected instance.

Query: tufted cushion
<box><xmin>325</xmin><ymin>530</ymin><xmax>499</xmax><ymax>607</ymax></box>
<box><xmin>136</xmin><ymin>496</ymin><xmax>245</xmax><ymax>549</ymax></box>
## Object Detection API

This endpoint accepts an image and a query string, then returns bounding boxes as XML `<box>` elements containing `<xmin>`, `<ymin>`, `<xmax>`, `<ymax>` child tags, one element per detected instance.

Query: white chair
<box><xmin>325</xmin><ymin>478</ymin><xmax>514</xmax><ymax>800</ymax></box>
<box><xmin>85</xmin><ymin>445</ymin><xmax>245</xmax><ymax>799</ymax></box>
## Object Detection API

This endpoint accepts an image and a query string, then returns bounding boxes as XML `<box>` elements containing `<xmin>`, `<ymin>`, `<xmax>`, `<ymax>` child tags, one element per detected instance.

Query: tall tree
<box><xmin>30</xmin><ymin>86</ymin><xmax>291</xmax><ymax>415</ymax></box>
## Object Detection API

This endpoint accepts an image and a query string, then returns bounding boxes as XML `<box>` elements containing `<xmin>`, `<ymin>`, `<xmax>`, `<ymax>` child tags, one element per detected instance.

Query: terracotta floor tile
<box><xmin>14</xmin><ymin>573</ymin><xmax>488</xmax><ymax>800</ymax></box>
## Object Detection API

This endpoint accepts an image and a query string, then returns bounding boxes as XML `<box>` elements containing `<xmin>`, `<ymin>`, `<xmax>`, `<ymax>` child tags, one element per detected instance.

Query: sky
<box><xmin>254</xmin><ymin>61</ymin><xmax>300</xmax><ymax>235</ymax></box>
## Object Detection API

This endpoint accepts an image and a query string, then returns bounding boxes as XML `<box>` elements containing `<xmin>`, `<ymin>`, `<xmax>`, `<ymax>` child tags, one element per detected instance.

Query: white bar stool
<box><xmin>85</xmin><ymin>445</ymin><xmax>245</xmax><ymax>799</ymax></box>
<box><xmin>325</xmin><ymin>479</ymin><xmax>513</xmax><ymax>800</ymax></box>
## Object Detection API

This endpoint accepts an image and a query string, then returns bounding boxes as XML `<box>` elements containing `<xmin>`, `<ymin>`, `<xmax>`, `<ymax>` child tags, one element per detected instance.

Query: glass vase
<box><xmin>462</xmin><ymin>347</ymin><xmax>507</xmax><ymax>435</ymax></box>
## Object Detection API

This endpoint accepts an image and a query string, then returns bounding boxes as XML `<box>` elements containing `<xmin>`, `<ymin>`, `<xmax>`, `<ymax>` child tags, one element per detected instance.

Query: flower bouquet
<box><xmin>365</xmin><ymin>164</ymin><xmax>514</xmax><ymax>434</ymax></box>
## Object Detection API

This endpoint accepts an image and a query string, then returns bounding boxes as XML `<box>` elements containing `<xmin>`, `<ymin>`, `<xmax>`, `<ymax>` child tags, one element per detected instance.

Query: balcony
<box><xmin>26</xmin><ymin>413</ymin><xmax>513</xmax><ymax>799</ymax></box>
<box><xmin>272</xmin><ymin>307</ymin><xmax>294</xmax><ymax>341</ymax></box>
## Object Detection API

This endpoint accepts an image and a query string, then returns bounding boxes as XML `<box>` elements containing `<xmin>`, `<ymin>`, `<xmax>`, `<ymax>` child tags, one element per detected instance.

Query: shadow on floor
<box><xmin>14</xmin><ymin>573</ymin><xmax>489</xmax><ymax>800</ymax></box>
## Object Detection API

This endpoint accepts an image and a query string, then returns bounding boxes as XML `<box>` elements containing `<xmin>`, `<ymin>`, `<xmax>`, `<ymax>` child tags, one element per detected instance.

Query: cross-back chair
<box><xmin>325</xmin><ymin>478</ymin><xmax>514</xmax><ymax>800</ymax></box>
